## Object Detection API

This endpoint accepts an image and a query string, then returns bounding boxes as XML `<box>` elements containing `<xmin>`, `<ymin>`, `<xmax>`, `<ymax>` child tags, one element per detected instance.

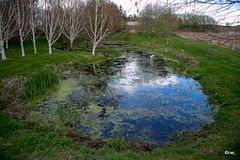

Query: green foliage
<box><xmin>0</xmin><ymin>112</ymin><xmax>21</xmax><ymax>137</ymax></box>
<box><xmin>0</xmin><ymin>99</ymin><xmax>8</xmax><ymax>110</ymax></box>
<box><xmin>108</xmin><ymin>137</ymin><xmax>126</xmax><ymax>151</ymax></box>
<box><xmin>58</xmin><ymin>136</ymin><xmax>74</xmax><ymax>148</ymax></box>
<box><xmin>23</xmin><ymin>70</ymin><xmax>59</xmax><ymax>100</ymax></box>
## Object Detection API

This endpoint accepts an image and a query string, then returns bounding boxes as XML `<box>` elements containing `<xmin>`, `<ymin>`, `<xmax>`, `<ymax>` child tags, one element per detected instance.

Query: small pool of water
<box><xmin>31</xmin><ymin>49</ymin><xmax>215</xmax><ymax>144</ymax></box>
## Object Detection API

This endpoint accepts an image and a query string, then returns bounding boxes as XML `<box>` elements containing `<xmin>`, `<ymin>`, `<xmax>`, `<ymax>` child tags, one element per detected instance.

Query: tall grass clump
<box><xmin>23</xmin><ymin>70</ymin><xmax>59</xmax><ymax>100</ymax></box>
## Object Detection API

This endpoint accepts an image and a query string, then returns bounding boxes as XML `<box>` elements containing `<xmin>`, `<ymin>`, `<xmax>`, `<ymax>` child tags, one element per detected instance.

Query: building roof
<box><xmin>127</xmin><ymin>22</ymin><xmax>139</xmax><ymax>26</ymax></box>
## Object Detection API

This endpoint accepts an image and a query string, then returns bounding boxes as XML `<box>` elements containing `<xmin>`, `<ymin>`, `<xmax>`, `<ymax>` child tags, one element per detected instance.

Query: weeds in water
<box><xmin>58</xmin><ymin>104</ymin><xmax>65</xmax><ymax>124</ymax></box>
<box><xmin>68</xmin><ymin>108</ymin><xmax>72</xmax><ymax>125</ymax></box>
<box><xmin>23</xmin><ymin>70</ymin><xmax>59</xmax><ymax>100</ymax></box>
<box><xmin>57</xmin><ymin>105</ymin><xmax>78</xmax><ymax>126</ymax></box>
<box><xmin>74</xmin><ymin>109</ymin><xmax>77</xmax><ymax>125</ymax></box>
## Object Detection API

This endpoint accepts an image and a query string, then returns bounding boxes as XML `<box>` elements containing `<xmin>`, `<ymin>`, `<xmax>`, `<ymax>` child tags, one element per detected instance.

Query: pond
<box><xmin>31</xmin><ymin>48</ymin><xmax>215</xmax><ymax>144</ymax></box>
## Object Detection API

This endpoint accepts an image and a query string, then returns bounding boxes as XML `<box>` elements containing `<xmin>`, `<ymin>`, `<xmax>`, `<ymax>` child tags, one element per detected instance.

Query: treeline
<box><xmin>0</xmin><ymin>0</ymin><xmax>124</xmax><ymax>60</ymax></box>
<box><xmin>138</xmin><ymin>2</ymin><xmax>220</xmax><ymax>43</ymax></box>
<box><xmin>178</xmin><ymin>14</ymin><xmax>218</xmax><ymax>32</ymax></box>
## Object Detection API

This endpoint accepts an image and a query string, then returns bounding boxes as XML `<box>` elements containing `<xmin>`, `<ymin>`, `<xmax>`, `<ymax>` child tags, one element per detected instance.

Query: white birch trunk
<box><xmin>0</xmin><ymin>13</ymin><xmax>6</xmax><ymax>60</ymax></box>
<box><xmin>92</xmin><ymin>44</ymin><xmax>96</xmax><ymax>55</ymax></box>
<box><xmin>48</xmin><ymin>42</ymin><xmax>52</xmax><ymax>54</ymax></box>
<box><xmin>32</xmin><ymin>27</ymin><xmax>37</xmax><ymax>54</ymax></box>
<box><xmin>19</xmin><ymin>31</ymin><xmax>25</xmax><ymax>56</ymax></box>
<box><xmin>0</xmin><ymin>39</ymin><xmax>6</xmax><ymax>60</ymax></box>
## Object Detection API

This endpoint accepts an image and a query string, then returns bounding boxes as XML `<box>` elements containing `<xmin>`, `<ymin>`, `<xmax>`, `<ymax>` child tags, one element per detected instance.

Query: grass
<box><xmin>0</xmin><ymin>36</ymin><xmax>121</xmax><ymax>79</ymax></box>
<box><xmin>1</xmin><ymin>33</ymin><xmax>240</xmax><ymax>159</ymax></box>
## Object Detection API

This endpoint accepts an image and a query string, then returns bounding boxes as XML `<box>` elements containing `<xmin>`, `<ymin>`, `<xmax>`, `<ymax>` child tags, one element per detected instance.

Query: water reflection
<box><xmin>31</xmin><ymin>49</ymin><xmax>215</xmax><ymax>144</ymax></box>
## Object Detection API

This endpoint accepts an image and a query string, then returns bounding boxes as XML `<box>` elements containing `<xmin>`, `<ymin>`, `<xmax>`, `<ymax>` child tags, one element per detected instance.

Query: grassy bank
<box><xmin>0</xmin><ymin>36</ymin><xmax>121</xmax><ymax>79</ymax></box>
<box><xmin>1</xmin><ymin>33</ymin><xmax>240</xmax><ymax>159</ymax></box>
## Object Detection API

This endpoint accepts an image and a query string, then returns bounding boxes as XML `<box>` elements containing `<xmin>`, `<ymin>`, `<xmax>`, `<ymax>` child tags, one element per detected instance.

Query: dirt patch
<box><xmin>162</xmin><ymin>48</ymin><xmax>200</xmax><ymax>67</ymax></box>
<box><xmin>45</xmin><ymin>53</ymin><xmax>61</xmax><ymax>55</ymax></box>
<box><xmin>171</xmin><ymin>50</ymin><xmax>200</xmax><ymax>67</ymax></box>
<box><xmin>0</xmin><ymin>58</ymin><xmax>14</xmax><ymax>61</ymax></box>
<box><xmin>176</xmin><ymin>32</ymin><xmax>240</xmax><ymax>52</ymax></box>
<box><xmin>0</xmin><ymin>76</ymin><xmax>28</xmax><ymax>118</ymax></box>
<box><xmin>65</xmin><ymin>130</ymin><xmax>155</xmax><ymax>152</ymax></box>
<box><xmin>65</xmin><ymin>130</ymin><xmax>108</xmax><ymax>149</ymax></box>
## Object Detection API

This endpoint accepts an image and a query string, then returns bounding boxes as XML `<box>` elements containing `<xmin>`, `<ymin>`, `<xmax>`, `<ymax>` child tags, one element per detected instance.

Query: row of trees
<box><xmin>0</xmin><ymin>0</ymin><xmax>122</xmax><ymax>60</ymax></box>
<box><xmin>138</xmin><ymin>2</ymin><xmax>220</xmax><ymax>44</ymax></box>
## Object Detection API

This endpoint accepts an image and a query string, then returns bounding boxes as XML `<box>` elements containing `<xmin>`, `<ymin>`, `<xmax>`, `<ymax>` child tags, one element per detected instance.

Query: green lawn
<box><xmin>1</xmin><ymin>33</ymin><xmax>240</xmax><ymax>159</ymax></box>
<box><xmin>0</xmin><ymin>37</ymin><xmax>120</xmax><ymax>79</ymax></box>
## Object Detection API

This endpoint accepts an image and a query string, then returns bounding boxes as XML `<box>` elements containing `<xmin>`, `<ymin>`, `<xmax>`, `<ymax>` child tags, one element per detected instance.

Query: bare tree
<box><xmin>16</xmin><ymin>0</ymin><xmax>30</xmax><ymax>57</ymax></box>
<box><xmin>41</xmin><ymin>0</ymin><xmax>63</xmax><ymax>54</ymax></box>
<box><xmin>139</xmin><ymin>3</ymin><xmax>154</xmax><ymax>38</ymax></box>
<box><xmin>0</xmin><ymin>0</ymin><xmax>17</xmax><ymax>59</ymax></box>
<box><xmin>29</xmin><ymin>0</ymin><xmax>41</xmax><ymax>54</ymax></box>
<box><xmin>154</xmin><ymin>6</ymin><xmax>179</xmax><ymax>44</ymax></box>
<box><xmin>85</xmin><ymin>0</ymin><xmax>114</xmax><ymax>56</ymax></box>
<box><xmin>62</xmin><ymin>0</ymin><xmax>85</xmax><ymax>50</ymax></box>
<box><xmin>3</xmin><ymin>2</ymin><xmax>18</xmax><ymax>51</ymax></box>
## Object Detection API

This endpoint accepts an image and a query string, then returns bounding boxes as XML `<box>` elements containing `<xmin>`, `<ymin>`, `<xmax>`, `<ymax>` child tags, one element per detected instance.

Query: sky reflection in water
<box><xmin>31</xmin><ymin>50</ymin><xmax>215</xmax><ymax>144</ymax></box>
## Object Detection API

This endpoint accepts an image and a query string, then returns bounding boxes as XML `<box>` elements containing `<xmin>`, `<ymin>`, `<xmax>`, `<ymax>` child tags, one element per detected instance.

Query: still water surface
<box><xmin>31</xmin><ymin>49</ymin><xmax>215</xmax><ymax>144</ymax></box>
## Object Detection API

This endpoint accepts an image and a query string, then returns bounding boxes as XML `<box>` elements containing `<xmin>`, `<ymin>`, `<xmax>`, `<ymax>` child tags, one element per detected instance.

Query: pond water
<box><xmin>31</xmin><ymin>49</ymin><xmax>215</xmax><ymax>144</ymax></box>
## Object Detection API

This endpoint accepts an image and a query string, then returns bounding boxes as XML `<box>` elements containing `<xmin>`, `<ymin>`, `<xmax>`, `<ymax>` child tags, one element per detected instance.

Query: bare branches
<box><xmin>0</xmin><ymin>0</ymin><xmax>17</xmax><ymax>59</ymax></box>
<box><xmin>28</xmin><ymin>0</ymin><xmax>41</xmax><ymax>54</ymax></box>
<box><xmin>85</xmin><ymin>0</ymin><xmax>114</xmax><ymax>55</ymax></box>
<box><xmin>40</xmin><ymin>0</ymin><xmax>63</xmax><ymax>54</ymax></box>
<box><xmin>62</xmin><ymin>0</ymin><xmax>85</xmax><ymax>50</ymax></box>
<box><xmin>16</xmin><ymin>0</ymin><xmax>31</xmax><ymax>57</ymax></box>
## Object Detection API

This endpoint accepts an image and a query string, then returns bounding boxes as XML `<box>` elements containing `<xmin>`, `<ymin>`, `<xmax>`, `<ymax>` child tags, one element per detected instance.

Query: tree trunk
<box><xmin>92</xmin><ymin>44</ymin><xmax>96</xmax><ymax>55</ymax></box>
<box><xmin>19</xmin><ymin>31</ymin><xmax>25</xmax><ymax>56</ymax></box>
<box><xmin>70</xmin><ymin>39</ymin><xmax>73</xmax><ymax>51</ymax></box>
<box><xmin>32</xmin><ymin>28</ymin><xmax>37</xmax><ymax>54</ymax></box>
<box><xmin>48</xmin><ymin>42</ymin><xmax>52</xmax><ymax>54</ymax></box>
<box><xmin>1</xmin><ymin>40</ymin><xmax>6</xmax><ymax>60</ymax></box>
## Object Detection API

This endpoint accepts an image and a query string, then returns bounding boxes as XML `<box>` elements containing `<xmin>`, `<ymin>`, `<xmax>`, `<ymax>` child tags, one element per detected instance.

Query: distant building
<box><xmin>226</xmin><ymin>22</ymin><xmax>231</xmax><ymax>27</ymax></box>
<box><xmin>127</xmin><ymin>21</ymin><xmax>139</xmax><ymax>33</ymax></box>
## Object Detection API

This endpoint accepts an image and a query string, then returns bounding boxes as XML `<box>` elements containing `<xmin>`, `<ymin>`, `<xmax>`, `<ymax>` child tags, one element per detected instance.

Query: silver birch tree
<box><xmin>0</xmin><ymin>11</ymin><xmax>6</xmax><ymax>60</ymax></box>
<box><xmin>85</xmin><ymin>0</ymin><xmax>114</xmax><ymax>56</ymax></box>
<box><xmin>62</xmin><ymin>0</ymin><xmax>85</xmax><ymax>50</ymax></box>
<box><xmin>16</xmin><ymin>0</ymin><xmax>30</xmax><ymax>57</ymax></box>
<box><xmin>29</xmin><ymin>0</ymin><xmax>40</xmax><ymax>54</ymax></box>
<box><xmin>0</xmin><ymin>0</ymin><xmax>17</xmax><ymax>59</ymax></box>
<box><xmin>41</xmin><ymin>0</ymin><xmax>63</xmax><ymax>54</ymax></box>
